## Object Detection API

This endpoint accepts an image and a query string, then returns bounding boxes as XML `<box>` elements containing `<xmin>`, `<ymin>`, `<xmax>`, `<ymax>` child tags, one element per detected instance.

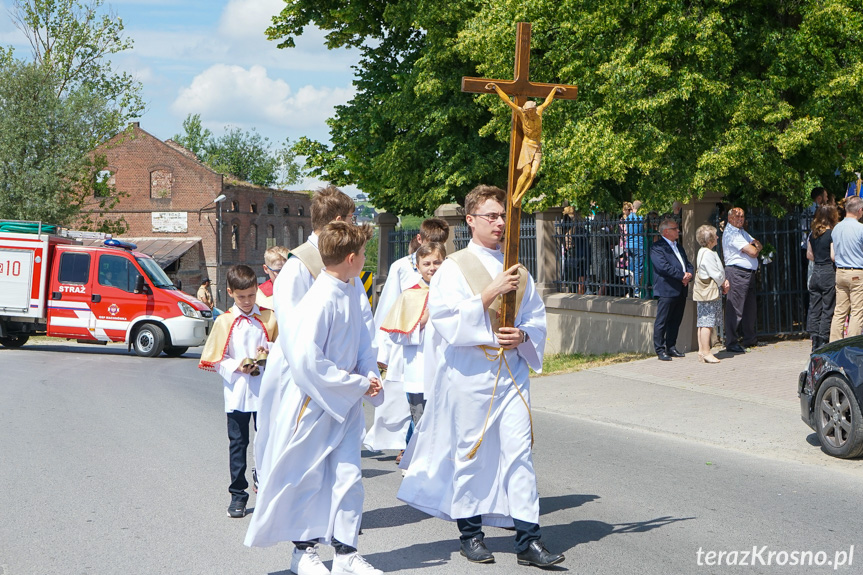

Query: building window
<box><xmin>231</xmin><ymin>200</ymin><xmax>239</xmax><ymax>212</ymax></box>
<box><xmin>297</xmin><ymin>225</ymin><xmax>305</xmax><ymax>245</ymax></box>
<box><xmin>94</xmin><ymin>169</ymin><xmax>115</xmax><ymax>198</ymax></box>
<box><xmin>251</xmin><ymin>224</ymin><xmax>258</xmax><ymax>250</ymax></box>
<box><xmin>267</xmin><ymin>203</ymin><xmax>275</xmax><ymax>215</ymax></box>
<box><xmin>250</xmin><ymin>202</ymin><xmax>257</xmax><ymax>213</ymax></box>
<box><xmin>150</xmin><ymin>169</ymin><xmax>173</xmax><ymax>198</ymax></box>
<box><xmin>267</xmin><ymin>225</ymin><xmax>275</xmax><ymax>248</ymax></box>
<box><xmin>231</xmin><ymin>224</ymin><xmax>239</xmax><ymax>250</ymax></box>
<box><xmin>283</xmin><ymin>207</ymin><xmax>290</xmax><ymax>216</ymax></box>
<box><xmin>298</xmin><ymin>206</ymin><xmax>304</xmax><ymax>216</ymax></box>
<box><xmin>283</xmin><ymin>224</ymin><xmax>291</xmax><ymax>248</ymax></box>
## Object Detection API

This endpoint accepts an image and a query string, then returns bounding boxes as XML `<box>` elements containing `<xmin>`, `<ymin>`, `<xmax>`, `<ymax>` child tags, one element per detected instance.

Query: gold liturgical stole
<box><xmin>290</xmin><ymin>242</ymin><xmax>324</xmax><ymax>279</ymax></box>
<box><xmin>448</xmin><ymin>249</ymin><xmax>528</xmax><ymax>333</ymax></box>
<box><xmin>379</xmin><ymin>286</ymin><xmax>428</xmax><ymax>335</ymax></box>
<box><xmin>198</xmin><ymin>308</ymin><xmax>278</xmax><ymax>372</ymax></box>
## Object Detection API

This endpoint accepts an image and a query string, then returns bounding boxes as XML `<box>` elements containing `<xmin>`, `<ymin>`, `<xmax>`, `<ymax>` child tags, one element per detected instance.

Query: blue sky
<box><xmin>0</xmin><ymin>0</ymin><xmax>363</xmax><ymax>192</ymax></box>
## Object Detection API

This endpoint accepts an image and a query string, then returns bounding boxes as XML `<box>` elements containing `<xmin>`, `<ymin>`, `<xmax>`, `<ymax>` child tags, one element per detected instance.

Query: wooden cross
<box><xmin>462</xmin><ymin>21</ymin><xmax>578</xmax><ymax>327</ymax></box>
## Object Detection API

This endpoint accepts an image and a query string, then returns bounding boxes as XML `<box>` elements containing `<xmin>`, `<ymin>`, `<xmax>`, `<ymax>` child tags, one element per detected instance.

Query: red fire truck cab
<box><xmin>0</xmin><ymin>223</ymin><xmax>213</xmax><ymax>357</ymax></box>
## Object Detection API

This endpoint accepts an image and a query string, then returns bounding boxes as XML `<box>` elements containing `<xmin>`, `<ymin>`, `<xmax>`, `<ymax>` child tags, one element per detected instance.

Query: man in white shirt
<box><xmin>722</xmin><ymin>208</ymin><xmax>762</xmax><ymax>353</ymax></box>
<box><xmin>829</xmin><ymin>196</ymin><xmax>863</xmax><ymax>341</ymax></box>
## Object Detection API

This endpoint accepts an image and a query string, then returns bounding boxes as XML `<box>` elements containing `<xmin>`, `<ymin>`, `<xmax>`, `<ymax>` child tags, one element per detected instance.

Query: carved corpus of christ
<box><xmin>486</xmin><ymin>83</ymin><xmax>565</xmax><ymax>205</ymax></box>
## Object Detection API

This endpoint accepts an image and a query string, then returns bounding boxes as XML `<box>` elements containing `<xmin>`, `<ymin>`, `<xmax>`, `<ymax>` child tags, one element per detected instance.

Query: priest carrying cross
<box><xmin>397</xmin><ymin>22</ymin><xmax>576</xmax><ymax>569</ymax></box>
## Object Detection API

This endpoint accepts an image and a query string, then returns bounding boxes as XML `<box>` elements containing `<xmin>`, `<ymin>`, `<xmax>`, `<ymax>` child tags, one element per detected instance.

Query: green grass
<box><xmin>533</xmin><ymin>352</ymin><xmax>650</xmax><ymax>377</ymax></box>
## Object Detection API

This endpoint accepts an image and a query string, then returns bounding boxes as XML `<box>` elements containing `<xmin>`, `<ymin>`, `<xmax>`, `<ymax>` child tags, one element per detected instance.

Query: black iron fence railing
<box><xmin>554</xmin><ymin>214</ymin><xmax>660</xmax><ymax>297</ymax></box>
<box><xmin>453</xmin><ymin>214</ymin><xmax>537</xmax><ymax>278</ymax></box>
<box><xmin>388</xmin><ymin>209</ymin><xmax>813</xmax><ymax>339</ymax></box>
<box><xmin>387</xmin><ymin>228</ymin><xmax>420</xmax><ymax>270</ymax></box>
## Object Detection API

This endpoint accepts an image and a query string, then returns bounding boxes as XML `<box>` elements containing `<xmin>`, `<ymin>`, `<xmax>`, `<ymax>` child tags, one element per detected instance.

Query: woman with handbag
<box><xmin>694</xmin><ymin>225</ymin><xmax>730</xmax><ymax>363</ymax></box>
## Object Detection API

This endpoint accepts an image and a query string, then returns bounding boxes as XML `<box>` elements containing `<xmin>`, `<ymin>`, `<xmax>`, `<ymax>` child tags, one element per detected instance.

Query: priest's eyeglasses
<box><xmin>470</xmin><ymin>212</ymin><xmax>507</xmax><ymax>223</ymax></box>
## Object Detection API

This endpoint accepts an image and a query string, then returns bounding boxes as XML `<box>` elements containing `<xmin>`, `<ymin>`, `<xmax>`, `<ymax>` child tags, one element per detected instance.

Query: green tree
<box><xmin>271</xmin><ymin>0</ymin><xmax>863</xmax><ymax>214</ymax></box>
<box><xmin>0</xmin><ymin>60</ymin><xmax>126</xmax><ymax>232</ymax></box>
<box><xmin>11</xmin><ymin>0</ymin><xmax>145</xmax><ymax>134</ymax></box>
<box><xmin>172</xmin><ymin>113</ymin><xmax>212</xmax><ymax>160</ymax></box>
<box><xmin>173</xmin><ymin>115</ymin><xmax>304</xmax><ymax>188</ymax></box>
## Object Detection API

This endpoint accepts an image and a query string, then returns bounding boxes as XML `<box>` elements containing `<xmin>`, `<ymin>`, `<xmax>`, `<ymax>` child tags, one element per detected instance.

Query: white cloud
<box><xmin>217</xmin><ymin>0</ymin><xmax>283</xmax><ymax>40</ymax></box>
<box><xmin>171</xmin><ymin>64</ymin><xmax>355</xmax><ymax>131</ymax></box>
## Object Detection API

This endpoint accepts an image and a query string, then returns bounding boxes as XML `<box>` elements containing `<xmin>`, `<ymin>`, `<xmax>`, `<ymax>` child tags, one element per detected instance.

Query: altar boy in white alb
<box><xmin>365</xmin><ymin>218</ymin><xmax>449</xmax><ymax>454</ymax></box>
<box><xmin>397</xmin><ymin>185</ymin><xmax>564</xmax><ymax>568</ymax></box>
<box><xmin>245</xmin><ymin>221</ymin><xmax>384</xmax><ymax>575</ymax></box>
<box><xmin>254</xmin><ymin>186</ymin><xmax>361</xmax><ymax>491</ymax></box>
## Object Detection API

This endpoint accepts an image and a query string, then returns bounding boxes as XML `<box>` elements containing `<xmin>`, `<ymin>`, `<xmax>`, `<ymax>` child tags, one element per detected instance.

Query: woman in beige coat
<box><xmin>694</xmin><ymin>225</ymin><xmax>729</xmax><ymax>363</ymax></box>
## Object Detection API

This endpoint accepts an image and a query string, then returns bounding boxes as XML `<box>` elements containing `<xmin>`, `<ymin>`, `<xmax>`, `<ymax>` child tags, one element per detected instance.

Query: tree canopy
<box><xmin>0</xmin><ymin>0</ymin><xmax>142</xmax><ymax>232</ymax></box>
<box><xmin>173</xmin><ymin>114</ymin><xmax>304</xmax><ymax>189</ymax></box>
<box><xmin>0</xmin><ymin>60</ymin><xmax>125</xmax><ymax>232</ymax></box>
<box><xmin>270</xmin><ymin>0</ymin><xmax>863</xmax><ymax>214</ymax></box>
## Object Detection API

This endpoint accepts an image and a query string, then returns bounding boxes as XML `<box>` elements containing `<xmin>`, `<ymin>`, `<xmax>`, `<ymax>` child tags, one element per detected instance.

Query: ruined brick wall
<box><xmin>84</xmin><ymin>124</ymin><xmax>313</xmax><ymax>305</ymax></box>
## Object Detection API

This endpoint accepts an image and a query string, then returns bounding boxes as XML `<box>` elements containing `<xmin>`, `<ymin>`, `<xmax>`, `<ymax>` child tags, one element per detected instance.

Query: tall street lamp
<box><xmin>198</xmin><ymin>194</ymin><xmax>227</xmax><ymax>306</ymax></box>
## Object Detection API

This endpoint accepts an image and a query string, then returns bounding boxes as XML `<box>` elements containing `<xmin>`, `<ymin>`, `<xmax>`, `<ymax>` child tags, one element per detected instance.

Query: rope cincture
<box><xmin>295</xmin><ymin>395</ymin><xmax>312</xmax><ymax>433</ymax></box>
<box><xmin>466</xmin><ymin>345</ymin><xmax>534</xmax><ymax>460</ymax></box>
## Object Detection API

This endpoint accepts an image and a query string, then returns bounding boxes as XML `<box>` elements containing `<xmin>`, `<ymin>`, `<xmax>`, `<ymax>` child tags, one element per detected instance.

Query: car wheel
<box><xmin>814</xmin><ymin>375</ymin><xmax>863</xmax><ymax>458</ymax></box>
<box><xmin>163</xmin><ymin>346</ymin><xmax>189</xmax><ymax>357</ymax></box>
<box><xmin>133</xmin><ymin>323</ymin><xmax>165</xmax><ymax>358</ymax></box>
<box><xmin>0</xmin><ymin>335</ymin><xmax>29</xmax><ymax>349</ymax></box>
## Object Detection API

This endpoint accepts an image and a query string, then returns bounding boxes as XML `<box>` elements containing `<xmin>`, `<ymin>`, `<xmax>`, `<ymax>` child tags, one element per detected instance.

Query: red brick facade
<box><xmin>83</xmin><ymin>123</ymin><xmax>312</xmax><ymax>305</ymax></box>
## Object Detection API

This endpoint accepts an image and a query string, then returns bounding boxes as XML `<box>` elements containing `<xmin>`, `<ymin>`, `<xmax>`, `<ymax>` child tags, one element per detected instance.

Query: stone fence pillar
<box><xmin>534</xmin><ymin>207</ymin><xmax>563</xmax><ymax>296</ymax></box>
<box><xmin>375</xmin><ymin>211</ymin><xmax>399</xmax><ymax>281</ymax></box>
<box><xmin>434</xmin><ymin>203</ymin><xmax>465</xmax><ymax>257</ymax></box>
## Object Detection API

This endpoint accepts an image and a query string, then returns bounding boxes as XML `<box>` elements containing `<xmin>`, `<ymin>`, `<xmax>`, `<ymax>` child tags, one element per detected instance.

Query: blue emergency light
<box><xmin>103</xmin><ymin>238</ymin><xmax>138</xmax><ymax>250</ymax></box>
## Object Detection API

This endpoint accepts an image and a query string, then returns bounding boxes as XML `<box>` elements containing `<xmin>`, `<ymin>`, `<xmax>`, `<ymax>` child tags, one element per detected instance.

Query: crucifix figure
<box><xmin>487</xmin><ymin>83</ymin><xmax>564</xmax><ymax>205</ymax></box>
<box><xmin>462</xmin><ymin>22</ymin><xmax>578</xmax><ymax>327</ymax></box>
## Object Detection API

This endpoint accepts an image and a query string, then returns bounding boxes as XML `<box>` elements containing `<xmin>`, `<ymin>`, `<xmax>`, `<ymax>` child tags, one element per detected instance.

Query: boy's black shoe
<box><xmin>227</xmin><ymin>500</ymin><xmax>246</xmax><ymax>518</ymax></box>
<box><xmin>516</xmin><ymin>540</ymin><xmax>564</xmax><ymax>568</ymax></box>
<box><xmin>460</xmin><ymin>536</ymin><xmax>494</xmax><ymax>563</ymax></box>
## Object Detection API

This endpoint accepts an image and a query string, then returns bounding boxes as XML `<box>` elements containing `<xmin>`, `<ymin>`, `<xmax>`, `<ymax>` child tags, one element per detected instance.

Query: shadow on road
<box><xmin>361</xmin><ymin>514</ymin><xmax>695</xmax><ymax>572</ymax></box>
<box><xmin>361</xmin><ymin>503</ymin><xmax>431</xmax><ymax>530</ymax></box>
<box><xmin>540</xmin><ymin>493</ymin><xmax>599</xmax><ymax>516</ymax></box>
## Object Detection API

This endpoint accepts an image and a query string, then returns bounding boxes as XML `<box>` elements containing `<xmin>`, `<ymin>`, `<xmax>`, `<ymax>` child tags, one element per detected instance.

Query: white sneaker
<box><xmin>331</xmin><ymin>552</ymin><xmax>382</xmax><ymax>575</ymax></box>
<box><xmin>291</xmin><ymin>546</ymin><xmax>330</xmax><ymax>575</ymax></box>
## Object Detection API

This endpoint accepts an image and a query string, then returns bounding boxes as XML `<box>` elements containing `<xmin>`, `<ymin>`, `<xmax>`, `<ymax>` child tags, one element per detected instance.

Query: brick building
<box><xmin>84</xmin><ymin>123</ymin><xmax>312</xmax><ymax>306</ymax></box>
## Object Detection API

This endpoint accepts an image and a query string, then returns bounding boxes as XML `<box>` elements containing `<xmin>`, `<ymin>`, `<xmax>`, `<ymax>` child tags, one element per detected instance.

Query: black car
<box><xmin>799</xmin><ymin>335</ymin><xmax>863</xmax><ymax>458</ymax></box>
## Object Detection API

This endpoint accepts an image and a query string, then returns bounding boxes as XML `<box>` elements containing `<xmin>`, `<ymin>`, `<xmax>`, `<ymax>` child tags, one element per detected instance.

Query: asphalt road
<box><xmin>1</xmin><ymin>343</ymin><xmax>862</xmax><ymax>575</ymax></box>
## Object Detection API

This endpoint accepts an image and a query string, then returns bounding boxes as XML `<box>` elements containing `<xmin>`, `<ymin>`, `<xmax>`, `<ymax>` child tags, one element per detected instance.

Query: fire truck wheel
<box><xmin>163</xmin><ymin>346</ymin><xmax>189</xmax><ymax>357</ymax></box>
<box><xmin>133</xmin><ymin>323</ymin><xmax>165</xmax><ymax>357</ymax></box>
<box><xmin>0</xmin><ymin>335</ymin><xmax>29</xmax><ymax>349</ymax></box>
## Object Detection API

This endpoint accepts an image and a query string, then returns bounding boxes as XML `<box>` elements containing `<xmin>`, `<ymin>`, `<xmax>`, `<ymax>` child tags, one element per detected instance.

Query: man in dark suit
<box><xmin>650</xmin><ymin>217</ymin><xmax>694</xmax><ymax>361</ymax></box>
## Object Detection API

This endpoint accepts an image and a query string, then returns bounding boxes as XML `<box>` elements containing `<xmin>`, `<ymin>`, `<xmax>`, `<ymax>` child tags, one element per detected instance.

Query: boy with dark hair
<box><xmin>367</xmin><ymin>217</ymin><xmax>450</xmax><ymax>454</ymax></box>
<box><xmin>246</xmin><ymin>222</ymin><xmax>384</xmax><ymax>575</ymax></box>
<box><xmin>199</xmin><ymin>264</ymin><xmax>278</xmax><ymax>519</ymax></box>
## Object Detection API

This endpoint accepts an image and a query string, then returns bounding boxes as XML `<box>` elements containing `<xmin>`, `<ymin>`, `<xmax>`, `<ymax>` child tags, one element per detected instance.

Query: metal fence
<box><xmin>452</xmin><ymin>213</ymin><xmax>537</xmax><ymax>278</ymax></box>
<box><xmin>387</xmin><ymin>228</ymin><xmax>420</xmax><ymax>269</ymax></box>
<box><xmin>554</xmin><ymin>213</ymin><xmax>661</xmax><ymax>297</ymax></box>
<box><xmin>554</xmin><ymin>209</ymin><xmax>812</xmax><ymax>337</ymax></box>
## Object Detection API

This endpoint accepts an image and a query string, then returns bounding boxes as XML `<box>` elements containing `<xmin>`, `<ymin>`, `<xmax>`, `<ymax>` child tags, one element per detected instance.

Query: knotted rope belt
<box><xmin>466</xmin><ymin>345</ymin><xmax>534</xmax><ymax>460</ymax></box>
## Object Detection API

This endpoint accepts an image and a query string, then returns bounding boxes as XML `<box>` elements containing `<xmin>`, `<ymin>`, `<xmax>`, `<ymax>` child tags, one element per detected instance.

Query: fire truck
<box><xmin>0</xmin><ymin>221</ymin><xmax>213</xmax><ymax>357</ymax></box>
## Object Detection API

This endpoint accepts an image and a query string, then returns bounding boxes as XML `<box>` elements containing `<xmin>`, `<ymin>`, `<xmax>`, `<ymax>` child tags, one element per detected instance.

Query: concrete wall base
<box><xmin>544</xmin><ymin>293</ymin><xmax>698</xmax><ymax>355</ymax></box>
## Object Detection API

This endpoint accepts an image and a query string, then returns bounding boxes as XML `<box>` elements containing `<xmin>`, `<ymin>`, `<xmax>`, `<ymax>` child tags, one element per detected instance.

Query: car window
<box><xmin>98</xmin><ymin>254</ymin><xmax>140</xmax><ymax>292</ymax></box>
<box><xmin>58</xmin><ymin>252</ymin><xmax>90</xmax><ymax>284</ymax></box>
